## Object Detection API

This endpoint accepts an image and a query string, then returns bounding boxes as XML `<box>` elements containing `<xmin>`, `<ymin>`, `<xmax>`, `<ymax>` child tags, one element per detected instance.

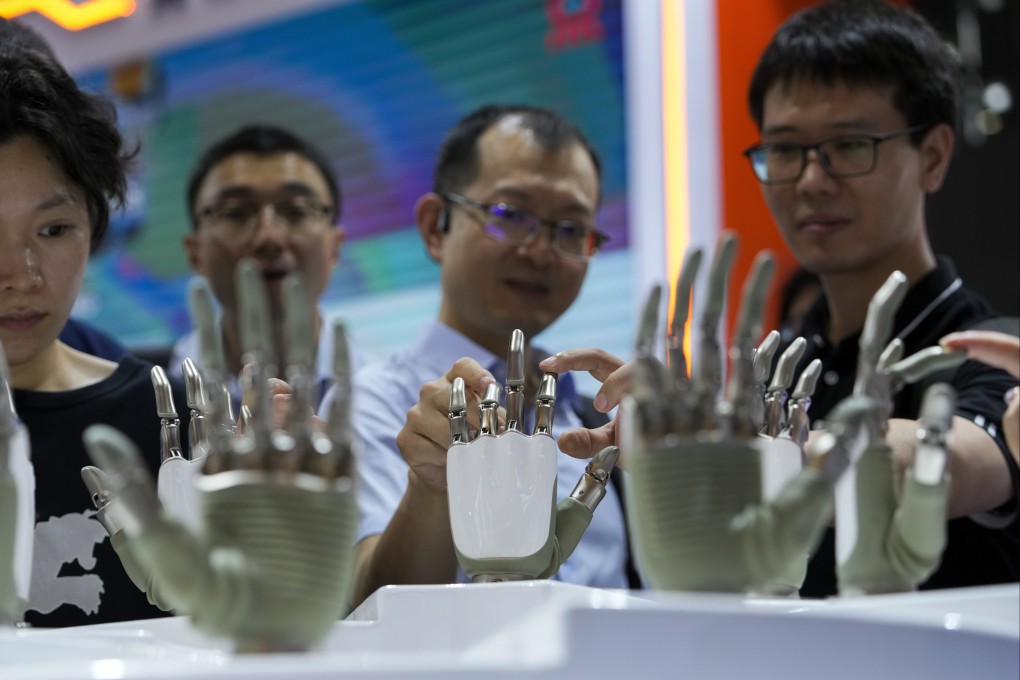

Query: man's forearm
<box><xmin>351</xmin><ymin>475</ymin><xmax>458</xmax><ymax>606</ymax></box>
<box><xmin>887</xmin><ymin>417</ymin><xmax>1012</xmax><ymax>518</ymax></box>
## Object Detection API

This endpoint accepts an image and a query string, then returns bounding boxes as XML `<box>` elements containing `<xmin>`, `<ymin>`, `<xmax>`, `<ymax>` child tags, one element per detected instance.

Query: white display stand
<box><xmin>3</xmin><ymin>582</ymin><xmax>1017</xmax><ymax>679</ymax></box>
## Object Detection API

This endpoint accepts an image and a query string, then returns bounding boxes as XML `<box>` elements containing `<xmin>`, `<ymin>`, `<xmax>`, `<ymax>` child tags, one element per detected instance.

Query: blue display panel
<box><xmin>75</xmin><ymin>0</ymin><xmax>632</xmax><ymax>382</ymax></box>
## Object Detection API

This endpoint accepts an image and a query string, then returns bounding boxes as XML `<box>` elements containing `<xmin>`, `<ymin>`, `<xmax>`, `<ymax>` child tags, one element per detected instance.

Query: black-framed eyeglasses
<box><xmin>442</xmin><ymin>193</ymin><xmax>608</xmax><ymax>262</ymax></box>
<box><xmin>742</xmin><ymin>124</ymin><xmax>930</xmax><ymax>185</ymax></box>
<box><xmin>197</xmin><ymin>197</ymin><xmax>333</xmax><ymax>241</ymax></box>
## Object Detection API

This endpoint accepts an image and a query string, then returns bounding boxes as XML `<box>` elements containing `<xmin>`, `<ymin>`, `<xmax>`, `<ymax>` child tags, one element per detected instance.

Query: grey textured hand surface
<box><xmin>831</xmin><ymin>271</ymin><xmax>963</xmax><ymax>595</ymax></box>
<box><xmin>1</xmin><ymin>341</ymin><xmax>33</xmax><ymax>625</ymax></box>
<box><xmin>81</xmin><ymin>261</ymin><xmax>356</xmax><ymax>652</ymax></box>
<box><xmin>622</xmin><ymin>234</ymin><xmax>835</xmax><ymax>595</ymax></box>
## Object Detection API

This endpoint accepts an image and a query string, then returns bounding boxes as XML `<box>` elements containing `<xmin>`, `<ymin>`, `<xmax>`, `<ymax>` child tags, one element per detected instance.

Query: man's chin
<box><xmin>495</xmin><ymin>315</ymin><xmax>555</xmax><ymax>343</ymax></box>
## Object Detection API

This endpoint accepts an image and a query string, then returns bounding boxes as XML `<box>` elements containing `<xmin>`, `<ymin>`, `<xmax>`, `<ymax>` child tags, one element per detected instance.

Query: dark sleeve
<box><xmin>951</xmin><ymin>359</ymin><xmax>1019</xmax><ymax>530</ymax></box>
<box><xmin>572</xmin><ymin>394</ymin><xmax>611</xmax><ymax>429</ymax></box>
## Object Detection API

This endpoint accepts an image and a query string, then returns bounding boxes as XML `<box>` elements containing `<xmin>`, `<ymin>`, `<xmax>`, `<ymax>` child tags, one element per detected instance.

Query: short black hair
<box><xmin>0</xmin><ymin>19</ymin><xmax>132</xmax><ymax>250</ymax></box>
<box><xmin>185</xmin><ymin>124</ymin><xmax>341</xmax><ymax>229</ymax></box>
<box><xmin>748</xmin><ymin>0</ymin><xmax>961</xmax><ymax>143</ymax></box>
<box><xmin>433</xmin><ymin>104</ymin><xmax>602</xmax><ymax>202</ymax></box>
<box><xmin>0</xmin><ymin>16</ymin><xmax>57</xmax><ymax>60</ymax></box>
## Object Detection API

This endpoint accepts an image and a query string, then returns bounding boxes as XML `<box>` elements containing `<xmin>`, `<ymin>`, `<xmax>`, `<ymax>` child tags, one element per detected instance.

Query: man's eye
<box><xmin>218</xmin><ymin>205</ymin><xmax>257</xmax><ymax>221</ymax></box>
<box><xmin>39</xmin><ymin>223</ymin><xmax>71</xmax><ymax>237</ymax></box>
<box><xmin>556</xmin><ymin>222</ymin><xmax>586</xmax><ymax>240</ymax></box>
<box><xmin>491</xmin><ymin>204</ymin><xmax>527</xmax><ymax>224</ymax></box>
<box><xmin>276</xmin><ymin>203</ymin><xmax>313</xmax><ymax>221</ymax></box>
<box><xmin>831</xmin><ymin>138</ymin><xmax>871</xmax><ymax>153</ymax></box>
<box><xmin>768</xmin><ymin>145</ymin><xmax>802</xmax><ymax>161</ymax></box>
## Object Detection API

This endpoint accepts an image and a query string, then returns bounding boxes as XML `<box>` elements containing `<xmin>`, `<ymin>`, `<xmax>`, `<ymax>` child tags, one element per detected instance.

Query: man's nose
<box><xmin>250</xmin><ymin>205</ymin><xmax>288</xmax><ymax>245</ymax></box>
<box><xmin>0</xmin><ymin>243</ymin><xmax>44</xmax><ymax>292</ymax></box>
<box><xmin>796</xmin><ymin>149</ymin><xmax>838</xmax><ymax>194</ymax></box>
<box><xmin>515</xmin><ymin>224</ymin><xmax>556</xmax><ymax>266</ymax></box>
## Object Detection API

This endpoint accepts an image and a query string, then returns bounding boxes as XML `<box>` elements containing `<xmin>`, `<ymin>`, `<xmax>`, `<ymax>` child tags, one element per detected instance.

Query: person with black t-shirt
<box><xmin>740</xmin><ymin>0</ymin><xmax>1019</xmax><ymax>596</ymax></box>
<box><xmin>541</xmin><ymin>0</ymin><xmax>1019</xmax><ymax>597</ymax></box>
<box><xmin>1</xmin><ymin>19</ymin><xmax>188</xmax><ymax>626</ymax></box>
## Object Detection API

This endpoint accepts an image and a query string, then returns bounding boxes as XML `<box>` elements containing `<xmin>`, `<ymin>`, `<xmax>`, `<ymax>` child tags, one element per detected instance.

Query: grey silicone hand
<box><xmin>622</xmin><ymin>234</ymin><xmax>840</xmax><ymax>595</ymax></box>
<box><xmin>1</xmin><ymin>341</ymin><xmax>33</xmax><ymax>625</ymax></box>
<box><xmin>80</xmin><ymin>464</ymin><xmax>175</xmax><ymax>612</ymax></box>
<box><xmin>446</xmin><ymin>329</ymin><xmax>619</xmax><ymax>583</ymax></box>
<box><xmin>81</xmin><ymin>260</ymin><xmax>357</xmax><ymax>652</ymax></box>
<box><xmin>833</xmin><ymin>270</ymin><xmax>966</xmax><ymax>595</ymax></box>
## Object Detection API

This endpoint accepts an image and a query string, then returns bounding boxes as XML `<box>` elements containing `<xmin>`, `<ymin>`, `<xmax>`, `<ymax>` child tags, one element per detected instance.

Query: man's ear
<box><xmin>920</xmin><ymin>123</ymin><xmax>955</xmax><ymax>194</ymax></box>
<box><xmin>182</xmin><ymin>232</ymin><xmax>202</xmax><ymax>272</ymax></box>
<box><xmin>416</xmin><ymin>192</ymin><xmax>445</xmax><ymax>263</ymax></box>
<box><xmin>328</xmin><ymin>224</ymin><xmax>346</xmax><ymax>267</ymax></box>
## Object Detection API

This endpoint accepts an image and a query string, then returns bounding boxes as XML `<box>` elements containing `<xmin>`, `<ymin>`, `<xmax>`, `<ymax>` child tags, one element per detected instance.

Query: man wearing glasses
<box><xmin>744</xmin><ymin>0</ymin><xmax>1019</xmax><ymax>595</ymax></box>
<box><xmin>339</xmin><ymin>104</ymin><xmax>632</xmax><ymax>606</ymax></box>
<box><xmin>172</xmin><ymin>125</ymin><xmax>349</xmax><ymax>407</ymax></box>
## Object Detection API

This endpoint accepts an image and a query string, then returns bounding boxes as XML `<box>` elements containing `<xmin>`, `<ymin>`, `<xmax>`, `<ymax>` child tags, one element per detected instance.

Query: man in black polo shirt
<box><xmin>742</xmin><ymin>0</ymin><xmax>1019</xmax><ymax>596</ymax></box>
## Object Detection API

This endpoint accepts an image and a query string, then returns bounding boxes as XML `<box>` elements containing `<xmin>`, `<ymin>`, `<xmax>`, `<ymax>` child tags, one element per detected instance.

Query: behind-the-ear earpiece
<box><xmin>437</xmin><ymin>207</ymin><xmax>449</xmax><ymax>234</ymax></box>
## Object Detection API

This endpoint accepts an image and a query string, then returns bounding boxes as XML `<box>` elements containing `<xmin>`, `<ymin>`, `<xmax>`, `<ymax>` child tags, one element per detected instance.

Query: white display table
<box><xmin>3</xmin><ymin>581</ymin><xmax>1017</xmax><ymax>679</ymax></box>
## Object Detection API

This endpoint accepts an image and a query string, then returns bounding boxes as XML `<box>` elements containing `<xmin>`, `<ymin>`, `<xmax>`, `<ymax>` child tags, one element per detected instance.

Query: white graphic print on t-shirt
<box><xmin>27</xmin><ymin>512</ymin><xmax>108</xmax><ymax>616</ymax></box>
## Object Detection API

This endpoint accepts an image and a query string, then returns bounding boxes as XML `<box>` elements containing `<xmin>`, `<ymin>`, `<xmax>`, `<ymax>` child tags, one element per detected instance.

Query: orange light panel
<box><xmin>661</xmin><ymin>0</ymin><xmax>692</xmax><ymax>369</ymax></box>
<box><xmin>1</xmin><ymin>0</ymin><xmax>136</xmax><ymax>32</ymax></box>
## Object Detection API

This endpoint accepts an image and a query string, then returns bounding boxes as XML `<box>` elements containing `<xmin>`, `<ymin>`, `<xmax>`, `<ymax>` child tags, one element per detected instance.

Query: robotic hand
<box><xmin>757</xmin><ymin>339</ymin><xmax>814</xmax><ymax>497</ymax></box>
<box><xmin>750</xmin><ymin>330</ymin><xmax>781</xmax><ymax>433</ymax></box>
<box><xmin>141</xmin><ymin>292</ymin><xmax>250</xmax><ymax>530</ymax></box>
<box><xmin>146</xmin><ymin>365</ymin><xmax>202</xmax><ymax>531</ymax></box>
<box><xmin>829</xmin><ymin>271</ymin><xmax>965</xmax><ymax>595</ymax></box>
<box><xmin>787</xmin><ymin>357</ymin><xmax>823</xmax><ymax>452</ymax></box>
<box><xmin>753</xmin><ymin>339</ymin><xmax>824</xmax><ymax>595</ymax></box>
<box><xmin>446</xmin><ymin>328</ymin><xmax>619</xmax><ymax>583</ymax></box>
<box><xmin>762</xmin><ymin>337</ymin><xmax>807</xmax><ymax>439</ymax></box>
<box><xmin>80</xmin><ymin>259</ymin><xmax>357</xmax><ymax>652</ymax></box>
<box><xmin>0</xmin><ymin>341</ymin><xmax>33</xmax><ymax>625</ymax></box>
<box><xmin>621</xmin><ymin>234</ymin><xmax>843</xmax><ymax>595</ymax></box>
<box><xmin>80</xmin><ymin>284</ymin><xmax>238</xmax><ymax>610</ymax></box>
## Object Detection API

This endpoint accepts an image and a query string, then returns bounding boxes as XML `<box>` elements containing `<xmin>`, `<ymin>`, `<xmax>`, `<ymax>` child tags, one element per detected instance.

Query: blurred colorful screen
<box><xmin>75</xmin><ymin>0</ymin><xmax>632</xmax><ymax>379</ymax></box>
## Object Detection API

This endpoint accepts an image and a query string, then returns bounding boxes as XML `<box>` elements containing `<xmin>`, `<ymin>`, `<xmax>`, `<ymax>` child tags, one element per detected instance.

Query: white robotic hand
<box><xmin>447</xmin><ymin>328</ymin><xmax>618</xmax><ymax>583</ymax></box>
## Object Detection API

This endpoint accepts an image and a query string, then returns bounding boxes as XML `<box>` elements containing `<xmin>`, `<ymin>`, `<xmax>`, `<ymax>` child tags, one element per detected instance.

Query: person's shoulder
<box><xmin>952</xmin><ymin>285</ymin><xmax>1016</xmax><ymax>329</ymax></box>
<box><xmin>904</xmin><ymin>263</ymin><xmax>1007</xmax><ymax>346</ymax></box>
<box><xmin>354</xmin><ymin>340</ymin><xmax>426</xmax><ymax>382</ymax></box>
<box><xmin>935</xmin><ymin>287</ymin><xmax>1017</xmax><ymax>345</ymax></box>
<box><xmin>108</xmin><ymin>354</ymin><xmax>191</xmax><ymax>444</ymax></box>
<box><xmin>59</xmin><ymin>317</ymin><xmax>126</xmax><ymax>361</ymax></box>
<box><xmin>111</xmin><ymin>353</ymin><xmax>155</xmax><ymax>378</ymax></box>
<box><xmin>572</xmin><ymin>392</ymin><xmax>610</xmax><ymax>429</ymax></box>
<box><xmin>75</xmin><ymin>354</ymin><xmax>155</xmax><ymax>406</ymax></box>
<box><xmin>166</xmin><ymin>330</ymin><xmax>198</xmax><ymax>374</ymax></box>
<box><xmin>104</xmin><ymin>354</ymin><xmax>187</xmax><ymax>403</ymax></box>
<box><xmin>952</xmin><ymin>281</ymin><xmax>998</xmax><ymax>312</ymax></box>
<box><xmin>350</xmin><ymin>349</ymin><xmax>422</xmax><ymax>411</ymax></box>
